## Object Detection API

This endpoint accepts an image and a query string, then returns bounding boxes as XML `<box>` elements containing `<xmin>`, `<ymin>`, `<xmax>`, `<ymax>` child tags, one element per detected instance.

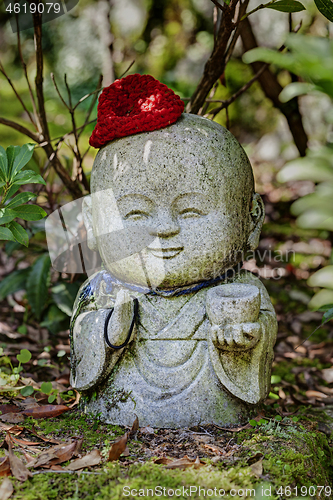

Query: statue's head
<box><xmin>83</xmin><ymin>113</ymin><xmax>264</xmax><ymax>289</ymax></box>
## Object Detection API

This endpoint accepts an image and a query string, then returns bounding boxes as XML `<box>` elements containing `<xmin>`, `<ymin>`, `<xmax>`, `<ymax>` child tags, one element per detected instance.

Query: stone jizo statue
<box><xmin>70</xmin><ymin>75</ymin><xmax>277</xmax><ymax>428</ymax></box>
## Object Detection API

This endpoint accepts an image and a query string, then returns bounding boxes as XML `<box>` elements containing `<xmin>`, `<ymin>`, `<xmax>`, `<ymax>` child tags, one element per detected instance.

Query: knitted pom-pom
<box><xmin>89</xmin><ymin>74</ymin><xmax>184</xmax><ymax>149</ymax></box>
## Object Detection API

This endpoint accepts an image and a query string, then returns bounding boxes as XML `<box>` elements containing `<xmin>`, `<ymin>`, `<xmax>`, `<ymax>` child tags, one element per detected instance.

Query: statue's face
<box><xmin>89</xmin><ymin>118</ymin><xmax>253</xmax><ymax>289</ymax></box>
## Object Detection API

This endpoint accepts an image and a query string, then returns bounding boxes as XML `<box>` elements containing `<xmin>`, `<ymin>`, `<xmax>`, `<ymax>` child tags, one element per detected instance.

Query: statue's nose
<box><xmin>148</xmin><ymin>211</ymin><xmax>180</xmax><ymax>237</ymax></box>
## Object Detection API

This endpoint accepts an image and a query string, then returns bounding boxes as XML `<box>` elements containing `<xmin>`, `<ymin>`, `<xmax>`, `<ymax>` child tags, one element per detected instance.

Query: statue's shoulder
<box><xmin>71</xmin><ymin>270</ymin><xmax>118</xmax><ymax>320</ymax></box>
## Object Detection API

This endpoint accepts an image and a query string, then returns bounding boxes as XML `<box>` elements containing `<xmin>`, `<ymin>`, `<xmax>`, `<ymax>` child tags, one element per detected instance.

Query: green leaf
<box><xmin>11</xmin><ymin>143</ymin><xmax>35</xmax><ymax>178</ymax></box>
<box><xmin>20</xmin><ymin>386</ymin><xmax>34</xmax><ymax>396</ymax></box>
<box><xmin>279</xmin><ymin>82</ymin><xmax>317</xmax><ymax>103</ymax></box>
<box><xmin>0</xmin><ymin>226</ymin><xmax>16</xmax><ymax>242</ymax></box>
<box><xmin>317</xmin><ymin>303</ymin><xmax>333</xmax><ymax>311</ymax></box>
<box><xmin>271</xmin><ymin>375</ymin><xmax>281</xmax><ymax>384</ymax></box>
<box><xmin>7</xmin><ymin>221</ymin><xmax>29</xmax><ymax>247</ymax></box>
<box><xmin>12</xmin><ymin>170</ymin><xmax>46</xmax><ymax>186</ymax></box>
<box><xmin>2</xmin><ymin>184</ymin><xmax>21</xmax><ymax>203</ymax></box>
<box><xmin>266</xmin><ymin>0</ymin><xmax>306</xmax><ymax>12</ymax></box>
<box><xmin>51</xmin><ymin>282</ymin><xmax>81</xmax><ymax>316</ymax></box>
<box><xmin>11</xmin><ymin>204</ymin><xmax>47</xmax><ymax>222</ymax></box>
<box><xmin>57</xmin><ymin>350</ymin><xmax>66</xmax><ymax>357</ymax></box>
<box><xmin>275</xmin><ymin>415</ymin><xmax>282</xmax><ymax>421</ymax></box>
<box><xmin>249</xmin><ymin>419</ymin><xmax>258</xmax><ymax>427</ymax></box>
<box><xmin>6</xmin><ymin>146</ymin><xmax>20</xmax><ymax>177</ymax></box>
<box><xmin>292</xmin><ymin>416</ymin><xmax>299</xmax><ymax>422</ymax></box>
<box><xmin>0</xmin><ymin>267</ymin><xmax>30</xmax><ymax>301</ymax></box>
<box><xmin>314</xmin><ymin>0</ymin><xmax>333</xmax><ymax>21</ymax></box>
<box><xmin>0</xmin><ymin>145</ymin><xmax>8</xmax><ymax>181</ymax></box>
<box><xmin>48</xmin><ymin>394</ymin><xmax>56</xmax><ymax>403</ymax></box>
<box><xmin>26</xmin><ymin>254</ymin><xmax>51</xmax><ymax>319</ymax></box>
<box><xmin>40</xmin><ymin>381</ymin><xmax>53</xmax><ymax>395</ymax></box>
<box><xmin>16</xmin><ymin>349</ymin><xmax>32</xmax><ymax>364</ymax></box>
<box><xmin>323</xmin><ymin>307</ymin><xmax>333</xmax><ymax>323</ymax></box>
<box><xmin>6</xmin><ymin>192</ymin><xmax>36</xmax><ymax>209</ymax></box>
<box><xmin>0</xmin><ymin>208</ymin><xmax>17</xmax><ymax>225</ymax></box>
<box><xmin>17</xmin><ymin>325</ymin><xmax>28</xmax><ymax>335</ymax></box>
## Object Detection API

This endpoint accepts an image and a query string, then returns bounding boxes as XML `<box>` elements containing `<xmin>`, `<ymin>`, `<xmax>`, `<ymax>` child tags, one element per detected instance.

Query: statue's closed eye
<box><xmin>178</xmin><ymin>208</ymin><xmax>206</xmax><ymax>218</ymax></box>
<box><xmin>124</xmin><ymin>210</ymin><xmax>150</xmax><ymax>221</ymax></box>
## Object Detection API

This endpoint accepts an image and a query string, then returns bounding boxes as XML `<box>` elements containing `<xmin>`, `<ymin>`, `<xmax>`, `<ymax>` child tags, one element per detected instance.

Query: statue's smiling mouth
<box><xmin>147</xmin><ymin>247</ymin><xmax>184</xmax><ymax>259</ymax></box>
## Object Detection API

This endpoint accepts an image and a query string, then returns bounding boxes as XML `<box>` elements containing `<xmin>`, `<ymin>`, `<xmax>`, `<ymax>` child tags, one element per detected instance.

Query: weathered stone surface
<box><xmin>70</xmin><ymin>113</ymin><xmax>278</xmax><ymax>428</ymax></box>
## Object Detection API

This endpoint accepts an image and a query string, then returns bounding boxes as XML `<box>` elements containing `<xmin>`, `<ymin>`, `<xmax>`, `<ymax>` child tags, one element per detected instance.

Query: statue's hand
<box><xmin>105</xmin><ymin>289</ymin><xmax>136</xmax><ymax>347</ymax></box>
<box><xmin>211</xmin><ymin>322</ymin><xmax>262</xmax><ymax>351</ymax></box>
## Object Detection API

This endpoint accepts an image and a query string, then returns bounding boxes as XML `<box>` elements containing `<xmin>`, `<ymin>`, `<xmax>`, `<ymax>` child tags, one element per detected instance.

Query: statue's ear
<box><xmin>247</xmin><ymin>193</ymin><xmax>265</xmax><ymax>251</ymax></box>
<box><xmin>82</xmin><ymin>195</ymin><xmax>98</xmax><ymax>251</ymax></box>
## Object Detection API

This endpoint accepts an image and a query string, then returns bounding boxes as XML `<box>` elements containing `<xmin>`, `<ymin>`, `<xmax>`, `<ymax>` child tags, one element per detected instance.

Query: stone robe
<box><xmin>70</xmin><ymin>270</ymin><xmax>277</xmax><ymax>428</ymax></box>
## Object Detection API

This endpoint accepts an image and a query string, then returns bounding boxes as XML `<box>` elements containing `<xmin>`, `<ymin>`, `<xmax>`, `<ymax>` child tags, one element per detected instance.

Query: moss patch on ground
<box><xmin>1</xmin><ymin>407</ymin><xmax>332</xmax><ymax>500</ymax></box>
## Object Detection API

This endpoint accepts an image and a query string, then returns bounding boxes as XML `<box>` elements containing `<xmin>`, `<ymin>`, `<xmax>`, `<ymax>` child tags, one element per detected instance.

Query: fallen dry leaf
<box><xmin>29</xmin><ymin>441</ymin><xmax>76</xmax><ymax>468</ymax></box>
<box><xmin>68</xmin><ymin>390</ymin><xmax>81</xmax><ymax>409</ymax></box>
<box><xmin>204</xmin><ymin>444</ymin><xmax>224</xmax><ymax>455</ymax></box>
<box><xmin>16</xmin><ymin>398</ymin><xmax>39</xmax><ymax>410</ymax></box>
<box><xmin>0</xmin><ymin>477</ymin><xmax>13</xmax><ymax>500</ymax></box>
<box><xmin>122</xmin><ymin>445</ymin><xmax>130</xmax><ymax>457</ymax></box>
<box><xmin>20</xmin><ymin>378</ymin><xmax>40</xmax><ymax>391</ymax></box>
<box><xmin>8</xmin><ymin>442</ymin><xmax>31</xmax><ymax>482</ymax></box>
<box><xmin>0</xmin><ymin>413</ymin><xmax>25</xmax><ymax>424</ymax></box>
<box><xmin>50</xmin><ymin>441</ymin><xmax>78</xmax><ymax>466</ymax></box>
<box><xmin>0</xmin><ymin>405</ymin><xmax>20</xmax><ymax>415</ymax></box>
<box><xmin>108</xmin><ymin>433</ymin><xmax>128</xmax><ymax>462</ymax></box>
<box><xmin>0</xmin><ymin>425</ymin><xmax>23</xmax><ymax>435</ymax></box>
<box><xmin>8</xmin><ymin>435</ymin><xmax>41</xmax><ymax>447</ymax></box>
<box><xmin>62</xmin><ymin>449</ymin><xmax>102</xmax><ymax>471</ymax></box>
<box><xmin>22</xmin><ymin>405</ymin><xmax>70</xmax><ymax>419</ymax></box>
<box><xmin>250</xmin><ymin>459</ymin><xmax>263</xmax><ymax>478</ymax></box>
<box><xmin>321</xmin><ymin>367</ymin><xmax>333</xmax><ymax>384</ymax></box>
<box><xmin>153</xmin><ymin>457</ymin><xmax>173</xmax><ymax>465</ymax></box>
<box><xmin>0</xmin><ymin>457</ymin><xmax>11</xmax><ymax>477</ymax></box>
<box><xmin>315</xmin><ymin>385</ymin><xmax>333</xmax><ymax>396</ymax></box>
<box><xmin>129</xmin><ymin>415</ymin><xmax>139</xmax><ymax>438</ymax></box>
<box><xmin>73</xmin><ymin>438</ymin><xmax>83</xmax><ymax>456</ymax></box>
<box><xmin>165</xmin><ymin>455</ymin><xmax>204</xmax><ymax>470</ymax></box>
<box><xmin>50</xmin><ymin>465</ymin><xmax>63</xmax><ymax>471</ymax></box>
<box><xmin>305</xmin><ymin>390</ymin><xmax>328</xmax><ymax>399</ymax></box>
<box><xmin>22</xmin><ymin>451</ymin><xmax>35</xmax><ymax>465</ymax></box>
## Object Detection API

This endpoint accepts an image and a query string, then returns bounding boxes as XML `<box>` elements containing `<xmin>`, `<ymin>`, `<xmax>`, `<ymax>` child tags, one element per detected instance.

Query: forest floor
<box><xmin>0</xmin><ymin>163</ymin><xmax>332</xmax><ymax>499</ymax></box>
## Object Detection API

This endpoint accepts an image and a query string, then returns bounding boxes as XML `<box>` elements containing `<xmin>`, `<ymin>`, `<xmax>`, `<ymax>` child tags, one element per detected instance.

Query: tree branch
<box><xmin>0</xmin><ymin>62</ymin><xmax>37</xmax><ymax>129</ymax></box>
<box><xmin>0</xmin><ymin>117</ymin><xmax>40</xmax><ymax>142</ymax></box>
<box><xmin>210</xmin><ymin>0</ymin><xmax>227</xmax><ymax>12</ymax></box>
<box><xmin>51</xmin><ymin>73</ymin><xmax>70</xmax><ymax>109</ymax></box>
<box><xmin>240</xmin><ymin>17</ymin><xmax>308</xmax><ymax>156</ymax></box>
<box><xmin>32</xmin><ymin>13</ymin><xmax>50</xmax><ymax>142</ymax></box>
<box><xmin>186</xmin><ymin>4</ymin><xmax>237</xmax><ymax>114</ymax></box>
<box><xmin>16</xmin><ymin>14</ymin><xmax>41</xmax><ymax>133</ymax></box>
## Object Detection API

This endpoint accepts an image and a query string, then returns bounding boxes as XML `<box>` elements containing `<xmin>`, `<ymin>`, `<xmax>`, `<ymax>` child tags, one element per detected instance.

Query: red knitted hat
<box><xmin>89</xmin><ymin>74</ymin><xmax>184</xmax><ymax>149</ymax></box>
